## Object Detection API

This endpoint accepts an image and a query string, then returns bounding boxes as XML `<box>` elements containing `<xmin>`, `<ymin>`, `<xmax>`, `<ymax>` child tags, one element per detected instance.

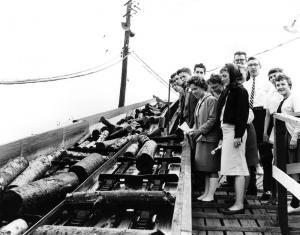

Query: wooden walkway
<box><xmin>192</xmin><ymin>175</ymin><xmax>300</xmax><ymax>235</ymax></box>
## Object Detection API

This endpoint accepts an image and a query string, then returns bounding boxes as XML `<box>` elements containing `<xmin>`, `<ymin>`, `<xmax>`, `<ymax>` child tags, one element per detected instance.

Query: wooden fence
<box><xmin>273</xmin><ymin>113</ymin><xmax>300</xmax><ymax>234</ymax></box>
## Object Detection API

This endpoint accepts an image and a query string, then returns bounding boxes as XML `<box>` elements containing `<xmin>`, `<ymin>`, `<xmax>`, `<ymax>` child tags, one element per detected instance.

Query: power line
<box><xmin>130</xmin><ymin>52</ymin><xmax>177</xmax><ymax>95</ymax></box>
<box><xmin>207</xmin><ymin>36</ymin><xmax>300</xmax><ymax>73</ymax></box>
<box><xmin>0</xmin><ymin>56</ymin><xmax>126</xmax><ymax>85</ymax></box>
<box><xmin>131</xmin><ymin>51</ymin><xmax>169</xmax><ymax>87</ymax></box>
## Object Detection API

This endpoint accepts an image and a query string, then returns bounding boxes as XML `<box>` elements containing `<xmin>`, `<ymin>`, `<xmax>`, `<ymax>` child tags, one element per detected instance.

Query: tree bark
<box><xmin>0</xmin><ymin>156</ymin><xmax>29</xmax><ymax>192</ymax></box>
<box><xmin>9</xmin><ymin>151</ymin><xmax>62</xmax><ymax>189</ymax></box>
<box><xmin>32</xmin><ymin>226</ymin><xmax>164</xmax><ymax>235</ymax></box>
<box><xmin>124</xmin><ymin>142</ymin><xmax>140</xmax><ymax>158</ymax></box>
<box><xmin>0</xmin><ymin>218</ymin><xmax>28</xmax><ymax>235</ymax></box>
<box><xmin>136</xmin><ymin>140</ymin><xmax>157</xmax><ymax>173</ymax></box>
<box><xmin>3</xmin><ymin>172</ymin><xmax>79</xmax><ymax>214</ymax></box>
<box><xmin>65</xmin><ymin>190</ymin><xmax>175</xmax><ymax>205</ymax></box>
<box><xmin>70</xmin><ymin>153</ymin><xmax>107</xmax><ymax>182</ymax></box>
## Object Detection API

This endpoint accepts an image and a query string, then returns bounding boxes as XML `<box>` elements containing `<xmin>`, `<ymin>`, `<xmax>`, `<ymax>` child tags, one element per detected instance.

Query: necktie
<box><xmin>249</xmin><ymin>77</ymin><xmax>256</xmax><ymax>109</ymax></box>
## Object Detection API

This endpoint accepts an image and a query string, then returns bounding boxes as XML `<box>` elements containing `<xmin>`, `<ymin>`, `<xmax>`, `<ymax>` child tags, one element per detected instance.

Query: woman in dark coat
<box><xmin>216</xmin><ymin>63</ymin><xmax>249</xmax><ymax>214</ymax></box>
<box><xmin>187</xmin><ymin>76</ymin><xmax>220</xmax><ymax>202</ymax></box>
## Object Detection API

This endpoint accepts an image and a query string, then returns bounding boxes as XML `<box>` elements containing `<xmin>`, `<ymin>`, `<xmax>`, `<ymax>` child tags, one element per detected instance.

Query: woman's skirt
<box><xmin>220</xmin><ymin>124</ymin><xmax>249</xmax><ymax>176</ymax></box>
<box><xmin>195</xmin><ymin>140</ymin><xmax>220</xmax><ymax>172</ymax></box>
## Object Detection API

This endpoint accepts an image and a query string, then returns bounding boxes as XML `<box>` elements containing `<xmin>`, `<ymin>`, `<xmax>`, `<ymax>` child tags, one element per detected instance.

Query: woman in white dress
<box><xmin>216</xmin><ymin>63</ymin><xmax>249</xmax><ymax>215</ymax></box>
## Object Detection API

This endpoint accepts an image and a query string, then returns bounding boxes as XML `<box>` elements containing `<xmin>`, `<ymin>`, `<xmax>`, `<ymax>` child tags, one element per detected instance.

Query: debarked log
<box><xmin>8</xmin><ymin>150</ymin><xmax>62</xmax><ymax>189</ymax></box>
<box><xmin>136</xmin><ymin>140</ymin><xmax>157</xmax><ymax>173</ymax></box>
<box><xmin>65</xmin><ymin>190</ymin><xmax>175</xmax><ymax>206</ymax></box>
<box><xmin>2</xmin><ymin>172</ymin><xmax>79</xmax><ymax>214</ymax></box>
<box><xmin>0</xmin><ymin>218</ymin><xmax>28</xmax><ymax>235</ymax></box>
<box><xmin>124</xmin><ymin>142</ymin><xmax>140</xmax><ymax>158</ymax></box>
<box><xmin>96</xmin><ymin>135</ymin><xmax>136</xmax><ymax>152</ymax></box>
<box><xmin>0</xmin><ymin>156</ymin><xmax>29</xmax><ymax>192</ymax></box>
<box><xmin>32</xmin><ymin>226</ymin><xmax>164</xmax><ymax>235</ymax></box>
<box><xmin>70</xmin><ymin>153</ymin><xmax>107</xmax><ymax>182</ymax></box>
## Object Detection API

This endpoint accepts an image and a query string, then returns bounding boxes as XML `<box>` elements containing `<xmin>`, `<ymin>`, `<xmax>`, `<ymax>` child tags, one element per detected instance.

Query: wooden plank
<box><xmin>192</xmin><ymin>211</ymin><xmax>276</xmax><ymax>220</ymax></box>
<box><xmin>22</xmin><ymin>128</ymin><xmax>64</xmax><ymax>161</ymax></box>
<box><xmin>223</xmin><ymin>217</ymin><xmax>243</xmax><ymax>235</ymax></box>
<box><xmin>171</xmin><ymin>139</ymin><xmax>192</xmax><ymax>235</ymax></box>
<box><xmin>239</xmin><ymin>208</ymin><xmax>261</xmax><ymax>235</ymax></box>
<box><xmin>193</xmin><ymin>202</ymin><xmax>276</xmax><ymax>210</ymax></box>
<box><xmin>287</xmin><ymin>162</ymin><xmax>300</xmax><ymax>175</ymax></box>
<box><xmin>80</xmin><ymin>98</ymin><xmax>155</xmax><ymax>126</ymax></box>
<box><xmin>0</xmin><ymin>140</ymin><xmax>21</xmax><ymax>166</ymax></box>
<box><xmin>181</xmin><ymin>141</ymin><xmax>192</xmax><ymax>234</ymax></box>
<box><xmin>273</xmin><ymin>166</ymin><xmax>300</xmax><ymax>201</ymax></box>
<box><xmin>192</xmin><ymin>225</ymin><xmax>281</xmax><ymax>233</ymax></box>
<box><xmin>274</xmin><ymin>113</ymin><xmax>300</xmax><ymax>127</ymax></box>
<box><xmin>204</xmin><ymin>208</ymin><xmax>223</xmax><ymax>235</ymax></box>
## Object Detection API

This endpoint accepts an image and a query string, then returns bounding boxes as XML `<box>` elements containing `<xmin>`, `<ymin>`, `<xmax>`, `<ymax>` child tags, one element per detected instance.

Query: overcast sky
<box><xmin>0</xmin><ymin>0</ymin><xmax>299</xmax><ymax>144</ymax></box>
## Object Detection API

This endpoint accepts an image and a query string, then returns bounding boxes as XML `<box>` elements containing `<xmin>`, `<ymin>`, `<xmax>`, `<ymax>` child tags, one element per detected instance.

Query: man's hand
<box><xmin>234</xmin><ymin>138</ymin><xmax>242</xmax><ymax>148</ymax></box>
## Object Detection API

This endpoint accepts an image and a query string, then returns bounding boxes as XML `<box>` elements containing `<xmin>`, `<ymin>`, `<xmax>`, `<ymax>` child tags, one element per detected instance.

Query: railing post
<box><xmin>274</xmin><ymin>117</ymin><xmax>289</xmax><ymax>234</ymax></box>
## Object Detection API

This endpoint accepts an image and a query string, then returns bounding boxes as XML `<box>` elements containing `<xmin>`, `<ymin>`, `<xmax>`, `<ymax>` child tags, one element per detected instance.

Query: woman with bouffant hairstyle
<box><xmin>216</xmin><ymin>63</ymin><xmax>249</xmax><ymax>214</ymax></box>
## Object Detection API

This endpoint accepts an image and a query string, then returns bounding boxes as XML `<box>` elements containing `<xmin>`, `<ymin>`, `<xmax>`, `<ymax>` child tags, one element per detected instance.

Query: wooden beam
<box><xmin>273</xmin><ymin>166</ymin><xmax>300</xmax><ymax>201</ymax></box>
<box><xmin>287</xmin><ymin>162</ymin><xmax>300</xmax><ymax>175</ymax></box>
<box><xmin>192</xmin><ymin>211</ymin><xmax>277</xmax><ymax>220</ymax></box>
<box><xmin>192</xmin><ymin>225</ymin><xmax>281</xmax><ymax>233</ymax></box>
<box><xmin>171</xmin><ymin>138</ymin><xmax>192</xmax><ymax>235</ymax></box>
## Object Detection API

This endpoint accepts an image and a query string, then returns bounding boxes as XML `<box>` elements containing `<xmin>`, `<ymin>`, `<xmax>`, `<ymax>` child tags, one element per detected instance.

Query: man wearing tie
<box><xmin>243</xmin><ymin>57</ymin><xmax>272</xmax><ymax>195</ymax></box>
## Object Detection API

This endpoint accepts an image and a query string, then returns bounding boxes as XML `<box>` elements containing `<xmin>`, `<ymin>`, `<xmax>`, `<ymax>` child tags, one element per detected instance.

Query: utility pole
<box><xmin>118</xmin><ymin>0</ymin><xmax>133</xmax><ymax>107</ymax></box>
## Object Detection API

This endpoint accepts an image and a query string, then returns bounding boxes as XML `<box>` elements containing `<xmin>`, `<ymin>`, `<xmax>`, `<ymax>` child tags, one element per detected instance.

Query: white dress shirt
<box><xmin>265</xmin><ymin>85</ymin><xmax>283</xmax><ymax>114</ymax></box>
<box><xmin>282</xmin><ymin>92</ymin><xmax>300</xmax><ymax>137</ymax></box>
<box><xmin>243</xmin><ymin>75</ymin><xmax>272</xmax><ymax>108</ymax></box>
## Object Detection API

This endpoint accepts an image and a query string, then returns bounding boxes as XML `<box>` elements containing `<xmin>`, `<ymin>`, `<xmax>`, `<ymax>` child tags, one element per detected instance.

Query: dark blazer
<box><xmin>216</xmin><ymin>85</ymin><xmax>249</xmax><ymax>139</ymax></box>
<box><xmin>183</xmin><ymin>91</ymin><xmax>198</xmax><ymax>128</ymax></box>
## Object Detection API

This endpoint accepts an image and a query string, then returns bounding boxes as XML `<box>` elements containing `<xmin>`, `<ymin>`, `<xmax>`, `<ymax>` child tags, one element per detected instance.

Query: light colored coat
<box><xmin>194</xmin><ymin>92</ymin><xmax>219</xmax><ymax>143</ymax></box>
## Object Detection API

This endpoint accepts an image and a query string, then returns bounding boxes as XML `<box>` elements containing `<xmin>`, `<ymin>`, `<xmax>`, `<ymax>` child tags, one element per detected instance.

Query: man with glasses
<box><xmin>243</xmin><ymin>57</ymin><xmax>272</xmax><ymax>195</ymax></box>
<box><xmin>233</xmin><ymin>51</ymin><xmax>249</xmax><ymax>82</ymax></box>
<box><xmin>194</xmin><ymin>63</ymin><xmax>206</xmax><ymax>79</ymax></box>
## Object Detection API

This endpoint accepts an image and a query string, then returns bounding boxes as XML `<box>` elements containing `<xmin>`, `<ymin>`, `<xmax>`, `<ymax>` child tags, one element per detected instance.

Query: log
<box><xmin>95</xmin><ymin>138</ymin><xmax>121</xmax><ymax>151</ymax></box>
<box><xmin>65</xmin><ymin>190</ymin><xmax>175</xmax><ymax>206</ymax></box>
<box><xmin>99</xmin><ymin>116</ymin><xmax>116</xmax><ymax>132</ymax></box>
<box><xmin>32</xmin><ymin>226</ymin><xmax>164</xmax><ymax>235</ymax></box>
<box><xmin>136</xmin><ymin>140</ymin><xmax>158</xmax><ymax>173</ymax></box>
<box><xmin>61</xmin><ymin>150</ymin><xmax>90</xmax><ymax>159</ymax></box>
<box><xmin>70</xmin><ymin>153</ymin><xmax>107</xmax><ymax>182</ymax></box>
<box><xmin>2</xmin><ymin>172</ymin><xmax>79</xmax><ymax>214</ymax></box>
<box><xmin>0</xmin><ymin>218</ymin><xmax>28</xmax><ymax>235</ymax></box>
<box><xmin>107</xmin><ymin>123</ymin><xmax>132</xmax><ymax>140</ymax></box>
<box><xmin>137</xmin><ymin>135</ymin><xmax>150</xmax><ymax>146</ymax></box>
<box><xmin>109</xmin><ymin>135</ymin><xmax>137</xmax><ymax>151</ymax></box>
<box><xmin>146</xmin><ymin>125</ymin><xmax>161</xmax><ymax>137</ymax></box>
<box><xmin>0</xmin><ymin>156</ymin><xmax>29</xmax><ymax>192</ymax></box>
<box><xmin>9</xmin><ymin>151</ymin><xmax>62</xmax><ymax>189</ymax></box>
<box><xmin>124</xmin><ymin>142</ymin><xmax>140</xmax><ymax>158</ymax></box>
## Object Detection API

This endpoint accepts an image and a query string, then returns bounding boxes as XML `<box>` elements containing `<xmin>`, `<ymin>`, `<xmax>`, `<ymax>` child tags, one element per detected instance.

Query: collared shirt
<box><xmin>243</xmin><ymin>75</ymin><xmax>272</xmax><ymax>108</ymax></box>
<box><xmin>265</xmin><ymin>85</ymin><xmax>283</xmax><ymax>114</ymax></box>
<box><xmin>282</xmin><ymin>92</ymin><xmax>300</xmax><ymax>136</ymax></box>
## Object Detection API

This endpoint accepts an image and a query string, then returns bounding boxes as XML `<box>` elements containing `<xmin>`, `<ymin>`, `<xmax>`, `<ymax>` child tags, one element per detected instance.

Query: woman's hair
<box><xmin>187</xmin><ymin>75</ymin><xmax>208</xmax><ymax>91</ymax></box>
<box><xmin>225</xmin><ymin>63</ymin><xmax>242</xmax><ymax>87</ymax></box>
<box><xmin>208</xmin><ymin>73</ymin><xmax>223</xmax><ymax>85</ymax></box>
<box><xmin>274</xmin><ymin>73</ymin><xmax>292</xmax><ymax>88</ymax></box>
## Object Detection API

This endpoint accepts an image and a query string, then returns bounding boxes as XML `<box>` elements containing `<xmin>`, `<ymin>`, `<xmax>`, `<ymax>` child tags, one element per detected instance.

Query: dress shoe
<box><xmin>221</xmin><ymin>208</ymin><xmax>245</xmax><ymax>215</ymax></box>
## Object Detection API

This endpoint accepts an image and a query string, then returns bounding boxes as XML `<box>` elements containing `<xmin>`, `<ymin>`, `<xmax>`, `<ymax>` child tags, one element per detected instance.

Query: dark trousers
<box><xmin>253</xmin><ymin>108</ymin><xmax>276</xmax><ymax>193</ymax></box>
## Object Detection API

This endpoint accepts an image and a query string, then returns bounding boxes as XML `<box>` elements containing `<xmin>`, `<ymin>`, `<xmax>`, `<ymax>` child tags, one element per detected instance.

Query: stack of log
<box><xmin>0</xmin><ymin>157</ymin><xmax>29</xmax><ymax>193</ymax></box>
<box><xmin>0</xmin><ymin>151</ymin><xmax>110</xmax><ymax>215</ymax></box>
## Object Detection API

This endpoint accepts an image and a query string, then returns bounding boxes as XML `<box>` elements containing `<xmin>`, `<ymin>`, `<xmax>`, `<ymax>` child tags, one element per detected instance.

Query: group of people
<box><xmin>169</xmin><ymin>51</ymin><xmax>300</xmax><ymax>214</ymax></box>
